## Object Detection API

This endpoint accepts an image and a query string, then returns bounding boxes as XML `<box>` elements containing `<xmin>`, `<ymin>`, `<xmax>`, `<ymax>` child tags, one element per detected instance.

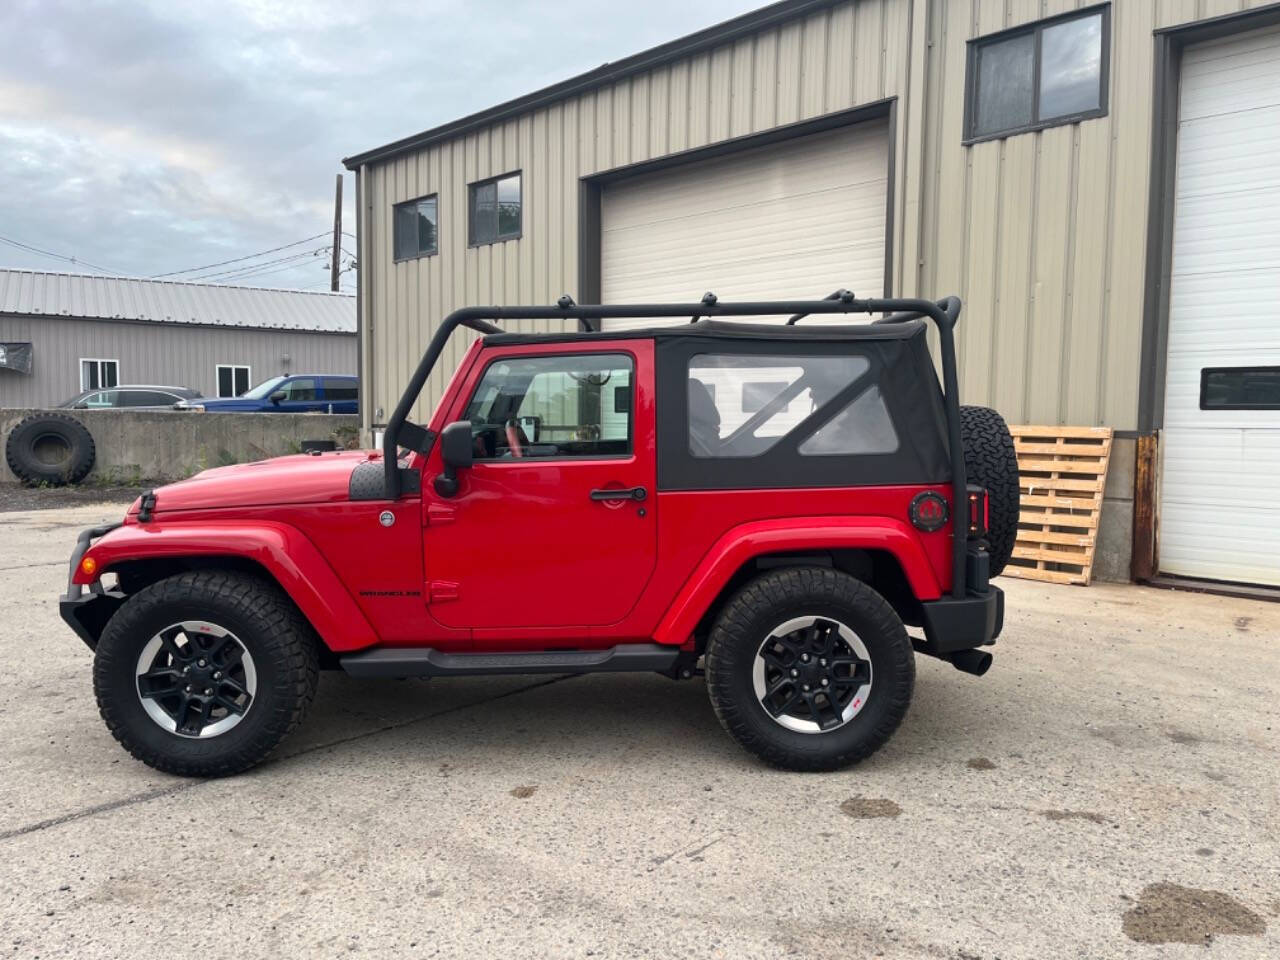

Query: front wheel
<box><xmin>93</xmin><ymin>571</ymin><xmax>319</xmax><ymax>777</ymax></box>
<box><xmin>705</xmin><ymin>567</ymin><xmax>914</xmax><ymax>772</ymax></box>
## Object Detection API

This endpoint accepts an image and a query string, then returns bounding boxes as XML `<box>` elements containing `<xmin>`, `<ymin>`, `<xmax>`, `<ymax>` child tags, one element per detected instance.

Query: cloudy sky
<box><xmin>0</xmin><ymin>0</ymin><xmax>760</xmax><ymax>292</ymax></box>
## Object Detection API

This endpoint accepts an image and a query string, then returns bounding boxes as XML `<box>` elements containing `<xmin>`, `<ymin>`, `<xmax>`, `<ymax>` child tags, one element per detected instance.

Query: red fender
<box><xmin>652</xmin><ymin>516</ymin><xmax>942</xmax><ymax>647</ymax></box>
<box><xmin>77</xmin><ymin>521</ymin><xmax>378</xmax><ymax>652</ymax></box>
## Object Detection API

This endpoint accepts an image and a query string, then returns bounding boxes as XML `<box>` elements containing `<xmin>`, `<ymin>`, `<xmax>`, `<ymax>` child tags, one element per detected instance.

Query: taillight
<box><xmin>967</xmin><ymin>486</ymin><xmax>989</xmax><ymax>538</ymax></box>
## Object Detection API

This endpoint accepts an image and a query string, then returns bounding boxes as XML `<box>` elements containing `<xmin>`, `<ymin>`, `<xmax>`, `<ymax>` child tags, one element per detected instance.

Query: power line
<box><xmin>151</xmin><ymin>232</ymin><xmax>331</xmax><ymax>278</ymax></box>
<box><xmin>185</xmin><ymin>249</ymin><xmax>322</xmax><ymax>283</ymax></box>
<box><xmin>0</xmin><ymin>234</ymin><xmax>122</xmax><ymax>275</ymax></box>
<box><xmin>205</xmin><ymin>257</ymin><xmax>327</xmax><ymax>286</ymax></box>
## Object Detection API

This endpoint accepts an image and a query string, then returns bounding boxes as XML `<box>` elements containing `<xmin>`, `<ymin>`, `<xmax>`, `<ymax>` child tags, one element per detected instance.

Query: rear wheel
<box><xmin>959</xmin><ymin>405</ymin><xmax>1020</xmax><ymax>577</ymax></box>
<box><xmin>705</xmin><ymin>567</ymin><xmax>914</xmax><ymax>771</ymax></box>
<box><xmin>93</xmin><ymin>571</ymin><xmax>319</xmax><ymax>777</ymax></box>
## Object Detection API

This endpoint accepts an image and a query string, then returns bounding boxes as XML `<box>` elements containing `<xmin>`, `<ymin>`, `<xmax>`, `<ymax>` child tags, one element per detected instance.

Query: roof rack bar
<box><xmin>786</xmin><ymin>288</ymin><xmax>854</xmax><ymax>325</ymax></box>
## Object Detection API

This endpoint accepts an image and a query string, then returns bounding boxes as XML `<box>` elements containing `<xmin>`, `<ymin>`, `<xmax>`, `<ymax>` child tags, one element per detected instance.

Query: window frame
<box><xmin>79</xmin><ymin>357</ymin><xmax>119</xmax><ymax>391</ymax></box>
<box><xmin>215</xmin><ymin>363</ymin><xmax>252</xmax><ymax>398</ymax></box>
<box><xmin>392</xmin><ymin>193</ymin><xmax>440</xmax><ymax>262</ymax></box>
<box><xmin>963</xmin><ymin>3</ymin><xmax>1111</xmax><ymax>145</ymax></box>
<box><xmin>467</xmin><ymin>171</ymin><xmax>522</xmax><ymax>248</ymax></box>
<box><xmin>460</xmin><ymin>350</ymin><xmax>636</xmax><ymax>462</ymax></box>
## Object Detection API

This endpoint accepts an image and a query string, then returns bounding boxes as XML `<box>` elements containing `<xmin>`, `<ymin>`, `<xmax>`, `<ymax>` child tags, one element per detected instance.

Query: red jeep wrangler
<box><xmin>61</xmin><ymin>292</ymin><xmax>1018</xmax><ymax>777</ymax></box>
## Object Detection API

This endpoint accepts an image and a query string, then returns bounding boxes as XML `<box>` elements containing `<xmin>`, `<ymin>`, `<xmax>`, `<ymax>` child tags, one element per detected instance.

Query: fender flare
<box><xmin>652</xmin><ymin>516</ymin><xmax>943</xmax><ymax>647</ymax></box>
<box><xmin>77</xmin><ymin>521</ymin><xmax>379</xmax><ymax>652</ymax></box>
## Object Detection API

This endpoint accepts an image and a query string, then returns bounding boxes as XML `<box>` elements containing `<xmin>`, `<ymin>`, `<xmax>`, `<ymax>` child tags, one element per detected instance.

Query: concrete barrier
<box><xmin>1</xmin><ymin>408</ymin><xmax>360</xmax><ymax>485</ymax></box>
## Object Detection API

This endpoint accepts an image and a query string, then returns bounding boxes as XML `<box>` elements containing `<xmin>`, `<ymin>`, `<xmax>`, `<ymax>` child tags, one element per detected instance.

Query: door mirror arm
<box><xmin>434</xmin><ymin>420</ymin><xmax>474</xmax><ymax>497</ymax></box>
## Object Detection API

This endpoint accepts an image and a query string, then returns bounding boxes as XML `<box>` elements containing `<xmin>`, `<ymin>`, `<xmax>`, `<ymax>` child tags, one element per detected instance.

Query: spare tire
<box><xmin>959</xmin><ymin>405</ymin><xmax>1019</xmax><ymax>577</ymax></box>
<box><xmin>5</xmin><ymin>413</ymin><xmax>96</xmax><ymax>486</ymax></box>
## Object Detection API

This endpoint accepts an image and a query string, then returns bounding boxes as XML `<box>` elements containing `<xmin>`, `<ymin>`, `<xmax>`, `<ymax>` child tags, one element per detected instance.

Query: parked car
<box><xmin>176</xmin><ymin>374</ymin><xmax>358</xmax><ymax>413</ymax></box>
<box><xmin>60</xmin><ymin>291</ymin><xmax>1017</xmax><ymax>778</ymax></box>
<box><xmin>60</xmin><ymin>386</ymin><xmax>201</xmax><ymax>410</ymax></box>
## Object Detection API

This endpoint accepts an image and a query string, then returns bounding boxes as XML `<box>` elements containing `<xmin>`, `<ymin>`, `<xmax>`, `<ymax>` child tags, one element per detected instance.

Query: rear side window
<box><xmin>121</xmin><ymin>390</ymin><xmax>181</xmax><ymax>407</ymax></box>
<box><xmin>687</xmin><ymin>354</ymin><xmax>870</xmax><ymax>458</ymax></box>
<box><xmin>463</xmin><ymin>353</ymin><xmax>633</xmax><ymax>460</ymax></box>
<box><xmin>323</xmin><ymin>378</ymin><xmax>358</xmax><ymax>401</ymax></box>
<box><xmin>798</xmin><ymin>385</ymin><xmax>899</xmax><ymax>455</ymax></box>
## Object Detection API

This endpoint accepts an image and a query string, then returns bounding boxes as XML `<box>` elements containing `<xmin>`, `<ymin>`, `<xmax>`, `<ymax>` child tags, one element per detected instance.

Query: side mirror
<box><xmin>269</xmin><ymin>391</ymin><xmax>286</xmax><ymax>404</ymax></box>
<box><xmin>434</xmin><ymin>420</ymin><xmax>473</xmax><ymax>497</ymax></box>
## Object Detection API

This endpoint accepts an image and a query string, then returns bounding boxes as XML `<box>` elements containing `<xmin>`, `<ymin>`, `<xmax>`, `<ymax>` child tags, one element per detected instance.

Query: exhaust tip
<box><xmin>948</xmin><ymin>649</ymin><xmax>993</xmax><ymax>677</ymax></box>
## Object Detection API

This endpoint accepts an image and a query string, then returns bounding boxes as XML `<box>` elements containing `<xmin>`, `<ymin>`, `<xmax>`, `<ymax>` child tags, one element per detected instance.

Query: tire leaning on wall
<box><xmin>4</xmin><ymin>413</ymin><xmax>96</xmax><ymax>486</ymax></box>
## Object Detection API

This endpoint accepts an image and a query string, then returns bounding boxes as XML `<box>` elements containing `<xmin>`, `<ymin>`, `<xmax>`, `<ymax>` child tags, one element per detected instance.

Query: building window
<box><xmin>393</xmin><ymin>194</ymin><xmax>438</xmax><ymax>261</ymax></box>
<box><xmin>80</xmin><ymin>358</ymin><xmax>118</xmax><ymax>390</ymax></box>
<box><xmin>216</xmin><ymin>364</ymin><xmax>251</xmax><ymax>398</ymax></box>
<box><xmin>965</xmin><ymin>4</ymin><xmax>1109</xmax><ymax>143</ymax></box>
<box><xmin>469</xmin><ymin>172</ymin><xmax>521</xmax><ymax>246</ymax></box>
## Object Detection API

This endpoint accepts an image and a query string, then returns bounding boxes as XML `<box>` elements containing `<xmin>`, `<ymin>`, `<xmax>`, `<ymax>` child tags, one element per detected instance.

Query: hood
<box><xmin>133</xmin><ymin>450</ymin><xmax>377</xmax><ymax>515</ymax></box>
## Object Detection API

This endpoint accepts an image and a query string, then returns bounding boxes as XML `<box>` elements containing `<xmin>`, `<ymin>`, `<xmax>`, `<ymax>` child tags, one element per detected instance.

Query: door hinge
<box><xmin>428</xmin><ymin>580</ymin><xmax>460</xmax><ymax>603</ymax></box>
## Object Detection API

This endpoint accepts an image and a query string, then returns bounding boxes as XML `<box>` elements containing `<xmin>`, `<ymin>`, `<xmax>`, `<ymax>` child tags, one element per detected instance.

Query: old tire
<box><xmin>705</xmin><ymin>567</ymin><xmax>914</xmax><ymax>772</ymax></box>
<box><xmin>959</xmin><ymin>405</ymin><xmax>1020</xmax><ymax>577</ymax></box>
<box><xmin>4</xmin><ymin>413</ymin><xmax>95</xmax><ymax>486</ymax></box>
<box><xmin>93</xmin><ymin>571</ymin><xmax>319</xmax><ymax>777</ymax></box>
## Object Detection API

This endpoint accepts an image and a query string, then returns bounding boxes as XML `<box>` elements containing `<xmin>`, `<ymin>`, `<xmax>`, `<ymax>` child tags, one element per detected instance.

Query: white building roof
<box><xmin>0</xmin><ymin>268</ymin><xmax>355</xmax><ymax>335</ymax></box>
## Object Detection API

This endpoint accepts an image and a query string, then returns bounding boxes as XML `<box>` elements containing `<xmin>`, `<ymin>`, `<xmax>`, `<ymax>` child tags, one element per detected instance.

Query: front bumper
<box><xmin>60</xmin><ymin>522</ymin><xmax>123</xmax><ymax>650</ymax></box>
<box><xmin>918</xmin><ymin>585</ymin><xmax>1004</xmax><ymax>654</ymax></box>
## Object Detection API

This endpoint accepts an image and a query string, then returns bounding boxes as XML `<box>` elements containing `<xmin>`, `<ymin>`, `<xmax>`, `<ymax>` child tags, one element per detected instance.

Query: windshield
<box><xmin>240</xmin><ymin>376</ymin><xmax>287</xmax><ymax>400</ymax></box>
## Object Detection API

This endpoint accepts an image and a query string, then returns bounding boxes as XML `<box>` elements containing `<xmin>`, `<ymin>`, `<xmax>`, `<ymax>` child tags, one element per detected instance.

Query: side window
<box><xmin>798</xmin><ymin>385</ymin><xmax>899</xmax><ymax>455</ymax></box>
<box><xmin>687</xmin><ymin>354</ymin><xmax>869</xmax><ymax>458</ymax></box>
<box><xmin>462</xmin><ymin>353</ymin><xmax>633</xmax><ymax>460</ymax></box>
<box><xmin>120</xmin><ymin>390</ymin><xmax>178</xmax><ymax>407</ymax></box>
<box><xmin>323</xmin><ymin>378</ymin><xmax>358</xmax><ymax>401</ymax></box>
<box><xmin>83</xmin><ymin>390</ymin><xmax>116</xmax><ymax>408</ymax></box>
<box><xmin>281</xmin><ymin>377</ymin><xmax>318</xmax><ymax>401</ymax></box>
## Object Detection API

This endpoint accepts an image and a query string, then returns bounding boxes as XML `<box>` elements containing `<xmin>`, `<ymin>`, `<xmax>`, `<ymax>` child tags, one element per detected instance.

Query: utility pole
<box><xmin>330</xmin><ymin>173</ymin><xmax>343</xmax><ymax>292</ymax></box>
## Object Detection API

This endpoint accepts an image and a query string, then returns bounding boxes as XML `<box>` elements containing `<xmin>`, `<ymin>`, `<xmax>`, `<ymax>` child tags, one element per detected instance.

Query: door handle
<box><xmin>589</xmin><ymin>486</ymin><xmax>647</xmax><ymax>502</ymax></box>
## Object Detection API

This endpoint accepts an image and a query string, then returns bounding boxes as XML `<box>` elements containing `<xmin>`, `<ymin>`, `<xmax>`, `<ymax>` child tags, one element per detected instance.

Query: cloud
<box><xmin>0</xmin><ymin>0</ymin><xmax>762</xmax><ymax>290</ymax></box>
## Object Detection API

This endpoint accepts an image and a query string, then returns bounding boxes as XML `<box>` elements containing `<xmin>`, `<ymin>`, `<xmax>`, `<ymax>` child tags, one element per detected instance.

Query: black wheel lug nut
<box><xmin>802</xmin><ymin>684</ymin><xmax>811</xmax><ymax>692</ymax></box>
<box><xmin>184</xmin><ymin>685</ymin><xmax>192</xmax><ymax>693</ymax></box>
<box><xmin>204</xmin><ymin>687</ymin><xmax>213</xmax><ymax>696</ymax></box>
<box><xmin>790</xmin><ymin>669</ymin><xmax>799</xmax><ymax>678</ymax></box>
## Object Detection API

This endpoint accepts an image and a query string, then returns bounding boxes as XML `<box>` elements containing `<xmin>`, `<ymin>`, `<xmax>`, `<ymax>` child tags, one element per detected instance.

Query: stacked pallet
<box><xmin>1005</xmin><ymin>425</ymin><xmax>1113</xmax><ymax>586</ymax></box>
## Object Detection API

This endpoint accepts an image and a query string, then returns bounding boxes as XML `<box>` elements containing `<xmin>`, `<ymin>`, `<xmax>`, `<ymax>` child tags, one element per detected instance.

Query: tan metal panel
<box><xmin>730</xmin><ymin>37</ymin><xmax>755</xmax><ymax>138</ymax></box>
<box><xmin>989</xmin><ymin>134</ymin><xmax>1036</xmax><ymax>418</ymax></box>
<box><xmin>752</xmin><ymin>27</ymin><xmax>779</xmax><ymax>130</ymax></box>
<box><xmin>801</xmin><ymin>9</ymin><xmax>830</xmax><ymax>118</ymax></box>
<box><xmin>825</xmin><ymin>3</ymin><xmax>856</xmax><ymax>110</ymax></box>
<box><xmin>688</xmin><ymin>51</ymin><xmax>712</xmax><ymax>149</ymax></box>
<box><xmin>776</xmin><ymin>19</ymin><xmax>803</xmax><ymax>126</ymax></box>
<box><xmin>647</xmin><ymin>67</ymin><xmax>670</xmax><ymax>157</ymax></box>
<box><xmin>853</xmin><ymin>0</ymin><xmax>884</xmax><ymax>104</ymax></box>
<box><xmin>709</xmin><ymin>44</ymin><xmax>734</xmax><ymax>143</ymax></box>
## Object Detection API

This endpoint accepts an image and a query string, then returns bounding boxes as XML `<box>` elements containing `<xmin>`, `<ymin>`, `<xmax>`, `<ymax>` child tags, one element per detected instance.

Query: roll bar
<box><xmin>382</xmin><ymin>294</ymin><xmax>969</xmax><ymax>598</ymax></box>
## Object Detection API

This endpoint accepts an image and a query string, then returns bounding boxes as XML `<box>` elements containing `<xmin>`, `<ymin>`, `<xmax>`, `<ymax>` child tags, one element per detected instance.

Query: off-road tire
<box><xmin>94</xmin><ymin>571</ymin><xmax>319</xmax><ymax>777</ymax></box>
<box><xmin>705</xmin><ymin>567</ymin><xmax>914</xmax><ymax>772</ymax></box>
<box><xmin>959</xmin><ymin>405</ymin><xmax>1020</xmax><ymax>577</ymax></box>
<box><xmin>5</xmin><ymin>413</ymin><xmax>95</xmax><ymax>486</ymax></box>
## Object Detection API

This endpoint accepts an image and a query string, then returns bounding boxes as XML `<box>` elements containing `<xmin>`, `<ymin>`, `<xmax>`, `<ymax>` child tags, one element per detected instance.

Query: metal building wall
<box><xmin>0</xmin><ymin>314</ymin><xmax>357</xmax><ymax>407</ymax></box>
<box><xmin>356</xmin><ymin>0</ymin><xmax>918</xmax><ymax>428</ymax></box>
<box><xmin>917</xmin><ymin>0</ymin><xmax>1277</xmax><ymax>431</ymax></box>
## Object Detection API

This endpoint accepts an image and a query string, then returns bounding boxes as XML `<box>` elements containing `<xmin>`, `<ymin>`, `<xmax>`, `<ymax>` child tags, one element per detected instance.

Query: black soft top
<box><xmin>482</xmin><ymin>317</ymin><xmax>928</xmax><ymax>348</ymax></box>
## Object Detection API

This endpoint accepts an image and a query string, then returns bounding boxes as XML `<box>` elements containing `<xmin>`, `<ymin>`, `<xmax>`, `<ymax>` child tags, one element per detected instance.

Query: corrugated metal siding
<box><xmin>360</xmin><ymin>0</ymin><xmax>1276</xmax><ymax>433</ymax></box>
<box><xmin>0</xmin><ymin>269</ymin><xmax>355</xmax><ymax>334</ymax></box>
<box><xmin>359</xmin><ymin>0</ymin><xmax>915</xmax><ymax>426</ymax></box>
<box><xmin>917</xmin><ymin>0</ymin><xmax>1272</xmax><ymax>430</ymax></box>
<box><xmin>0</xmin><ymin>314</ymin><xmax>356</xmax><ymax>408</ymax></box>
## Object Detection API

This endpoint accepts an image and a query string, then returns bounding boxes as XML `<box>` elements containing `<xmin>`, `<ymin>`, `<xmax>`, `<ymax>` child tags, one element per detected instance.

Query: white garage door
<box><xmin>1160</xmin><ymin>27</ymin><xmax>1280</xmax><ymax>587</ymax></box>
<box><xmin>600</xmin><ymin>120</ymin><xmax>888</xmax><ymax>330</ymax></box>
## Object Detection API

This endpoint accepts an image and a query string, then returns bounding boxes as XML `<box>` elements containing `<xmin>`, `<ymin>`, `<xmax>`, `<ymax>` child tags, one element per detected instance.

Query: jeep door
<box><xmin>422</xmin><ymin>340</ymin><xmax>657</xmax><ymax>633</ymax></box>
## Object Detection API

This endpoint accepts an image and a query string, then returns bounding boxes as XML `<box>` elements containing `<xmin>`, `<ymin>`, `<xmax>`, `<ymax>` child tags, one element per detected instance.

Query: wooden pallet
<box><xmin>1004</xmin><ymin>425</ymin><xmax>1113</xmax><ymax>586</ymax></box>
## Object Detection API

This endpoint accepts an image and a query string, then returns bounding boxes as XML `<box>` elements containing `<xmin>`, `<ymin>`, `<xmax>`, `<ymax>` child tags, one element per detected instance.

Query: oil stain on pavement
<box><xmin>1122</xmin><ymin>882</ymin><xmax>1265</xmax><ymax>945</ymax></box>
<box><xmin>840</xmin><ymin>797</ymin><xmax>901</xmax><ymax>819</ymax></box>
<box><xmin>966</xmin><ymin>757</ymin><xmax>997</xmax><ymax>770</ymax></box>
<box><xmin>509</xmin><ymin>785</ymin><xmax>538</xmax><ymax>799</ymax></box>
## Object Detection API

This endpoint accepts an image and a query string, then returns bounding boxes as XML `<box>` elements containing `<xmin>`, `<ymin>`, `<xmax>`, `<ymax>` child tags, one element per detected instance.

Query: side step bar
<box><xmin>340</xmin><ymin>644</ymin><xmax>680</xmax><ymax>679</ymax></box>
